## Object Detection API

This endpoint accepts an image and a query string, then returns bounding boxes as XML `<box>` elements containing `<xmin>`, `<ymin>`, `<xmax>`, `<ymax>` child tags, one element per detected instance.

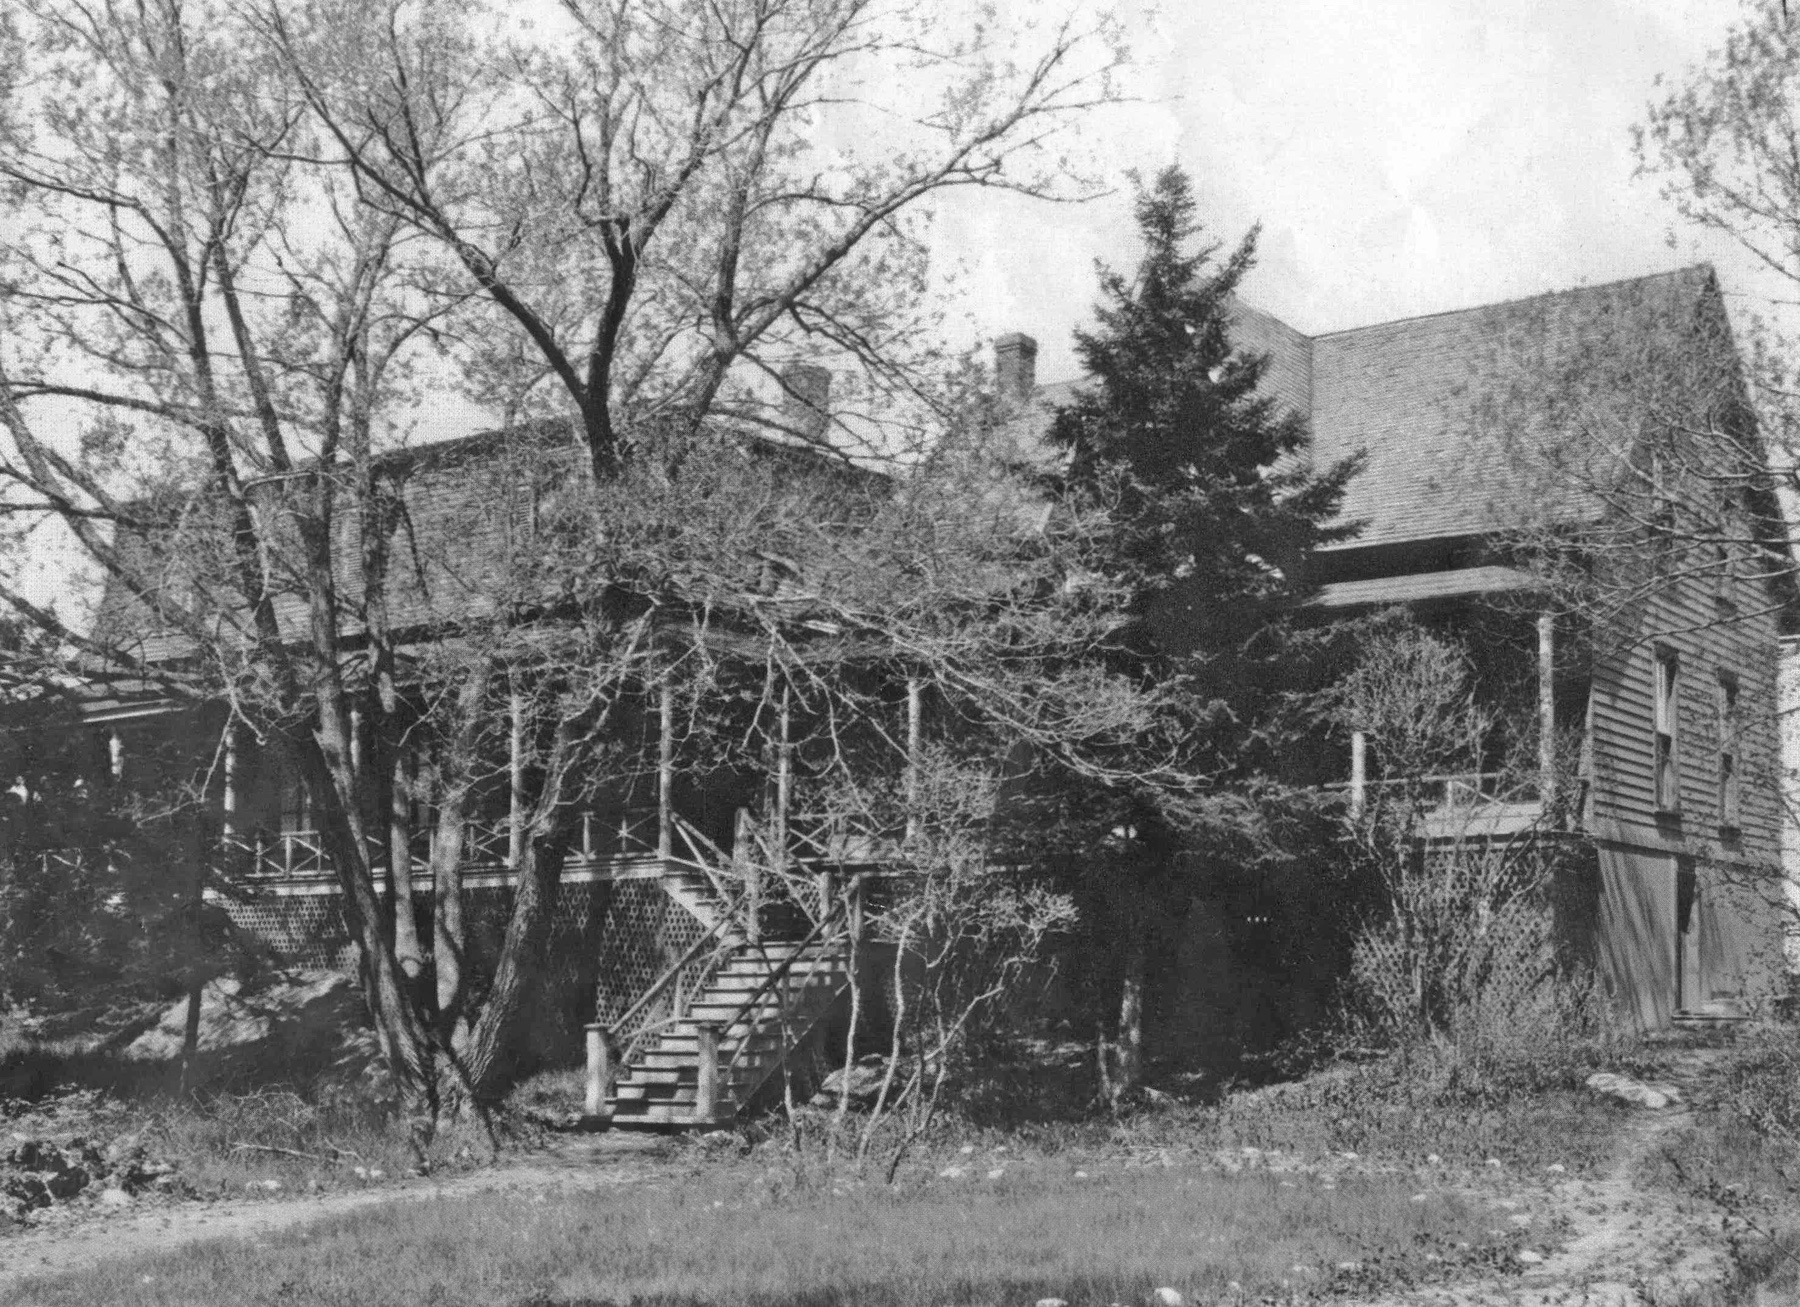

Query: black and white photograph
<box><xmin>2</xmin><ymin>1</ymin><xmax>1800</xmax><ymax>1303</ymax></box>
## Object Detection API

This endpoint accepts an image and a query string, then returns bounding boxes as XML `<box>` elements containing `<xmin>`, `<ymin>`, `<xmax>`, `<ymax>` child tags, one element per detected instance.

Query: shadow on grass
<box><xmin>516</xmin><ymin>1274</ymin><xmax>1219</xmax><ymax>1307</ymax></box>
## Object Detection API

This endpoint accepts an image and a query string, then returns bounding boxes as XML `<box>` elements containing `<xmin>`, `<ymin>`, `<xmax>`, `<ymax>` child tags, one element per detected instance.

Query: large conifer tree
<box><xmin>1049</xmin><ymin>166</ymin><xmax>1359</xmax><ymax>1102</ymax></box>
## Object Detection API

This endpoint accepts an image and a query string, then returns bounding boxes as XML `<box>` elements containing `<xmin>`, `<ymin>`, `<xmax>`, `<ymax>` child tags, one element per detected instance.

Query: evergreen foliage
<box><xmin>1049</xmin><ymin>165</ymin><xmax>1360</xmax><ymax>800</ymax></box>
<box><xmin>1044</xmin><ymin>167</ymin><xmax>1363</xmax><ymax>1097</ymax></box>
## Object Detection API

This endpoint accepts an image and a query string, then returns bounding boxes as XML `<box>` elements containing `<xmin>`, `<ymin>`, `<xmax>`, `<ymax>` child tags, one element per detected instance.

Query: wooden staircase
<box><xmin>600</xmin><ymin>860</ymin><xmax>852</xmax><ymax>1128</ymax></box>
<box><xmin>606</xmin><ymin>937</ymin><xmax>848</xmax><ymax>1126</ymax></box>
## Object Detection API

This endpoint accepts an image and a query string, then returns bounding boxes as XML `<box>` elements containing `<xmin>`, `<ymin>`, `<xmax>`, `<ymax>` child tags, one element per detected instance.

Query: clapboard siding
<box><xmin>1587</xmin><ymin>545</ymin><xmax>1783</xmax><ymax>864</ymax></box>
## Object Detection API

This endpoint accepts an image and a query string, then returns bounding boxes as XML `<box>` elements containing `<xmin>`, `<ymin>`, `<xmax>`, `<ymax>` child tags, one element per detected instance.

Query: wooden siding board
<box><xmin>1586</xmin><ymin>554</ymin><xmax>1783</xmax><ymax>862</ymax></box>
<box><xmin>1595</xmin><ymin>842</ymin><xmax>1676</xmax><ymax>1028</ymax></box>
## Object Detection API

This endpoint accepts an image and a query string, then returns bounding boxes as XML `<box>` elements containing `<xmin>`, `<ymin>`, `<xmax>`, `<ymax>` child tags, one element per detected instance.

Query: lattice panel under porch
<box><xmin>591</xmin><ymin>878</ymin><xmax>708</xmax><ymax>1029</ymax></box>
<box><xmin>221</xmin><ymin>893</ymin><xmax>355</xmax><ymax>971</ymax></box>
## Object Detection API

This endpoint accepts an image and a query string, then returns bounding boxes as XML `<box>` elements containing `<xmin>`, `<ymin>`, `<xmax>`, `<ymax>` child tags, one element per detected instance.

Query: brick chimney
<box><xmin>994</xmin><ymin>332</ymin><xmax>1038</xmax><ymax>403</ymax></box>
<box><xmin>780</xmin><ymin>363</ymin><xmax>830</xmax><ymax>442</ymax></box>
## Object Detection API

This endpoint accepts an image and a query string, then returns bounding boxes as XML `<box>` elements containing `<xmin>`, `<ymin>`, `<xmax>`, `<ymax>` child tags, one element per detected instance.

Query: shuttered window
<box><xmin>1654</xmin><ymin>650</ymin><xmax>1680</xmax><ymax>813</ymax></box>
<box><xmin>1717</xmin><ymin>671</ymin><xmax>1742</xmax><ymax>830</ymax></box>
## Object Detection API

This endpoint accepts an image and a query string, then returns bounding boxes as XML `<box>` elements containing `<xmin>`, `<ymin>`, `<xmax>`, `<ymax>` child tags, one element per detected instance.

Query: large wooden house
<box><xmin>995</xmin><ymin>265</ymin><xmax>1795</xmax><ymax>1030</ymax></box>
<box><xmin>53</xmin><ymin>266</ymin><xmax>1796</xmax><ymax>1126</ymax></box>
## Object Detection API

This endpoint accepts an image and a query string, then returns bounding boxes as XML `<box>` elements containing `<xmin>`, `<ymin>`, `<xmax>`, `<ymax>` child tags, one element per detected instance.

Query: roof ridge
<box><xmin>1309</xmin><ymin>264</ymin><xmax>1712</xmax><ymax>342</ymax></box>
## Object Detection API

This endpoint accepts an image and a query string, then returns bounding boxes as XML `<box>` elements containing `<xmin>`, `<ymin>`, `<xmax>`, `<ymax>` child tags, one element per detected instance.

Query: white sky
<box><xmin>936</xmin><ymin>0</ymin><xmax>1766</xmax><ymax>384</ymax></box>
<box><xmin>1</xmin><ymin>0</ymin><xmax>1781</xmax><ymax>617</ymax></box>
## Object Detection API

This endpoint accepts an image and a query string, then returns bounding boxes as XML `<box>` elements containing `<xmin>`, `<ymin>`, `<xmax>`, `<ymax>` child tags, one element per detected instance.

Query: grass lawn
<box><xmin>12</xmin><ymin>1157</ymin><xmax>1545</xmax><ymax>1307</ymax></box>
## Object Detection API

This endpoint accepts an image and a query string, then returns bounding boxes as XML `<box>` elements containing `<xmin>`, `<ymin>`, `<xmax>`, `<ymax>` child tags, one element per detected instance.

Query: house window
<box><xmin>1712</xmin><ymin>541</ymin><xmax>1736</xmax><ymax>610</ymax></box>
<box><xmin>1649</xmin><ymin>448</ymin><xmax>1677</xmax><ymax>551</ymax></box>
<box><xmin>1717</xmin><ymin>671</ymin><xmax>1742</xmax><ymax>830</ymax></box>
<box><xmin>280</xmin><ymin>771</ymin><xmax>314</xmax><ymax>834</ymax></box>
<box><xmin>1654</xmin><ymin>649</ymin><xmax>1681</xmax><ymax>813</ymax></box>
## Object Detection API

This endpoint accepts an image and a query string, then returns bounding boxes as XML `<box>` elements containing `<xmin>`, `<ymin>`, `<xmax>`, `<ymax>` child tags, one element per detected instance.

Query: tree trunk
<box><xmin>384</xmin><ymin>724</ymin><xmax>423</xmax><ymax>981</ymax></box>
<box><xmin>431</xmin><ymin>785</ymin><xmax>472</xmax><ymax>1047</ymax></box>
<box><xmin>457</xmin><ymin>814</ymin><xmax>579</xmax><ymax>1104</ymax></box>
<box><xmin>178</xmin><ymin>832</ymin><xmax>205</xmax><ymax>1093</ymax></box>
<box><xmin>1113</xmin><ymin>930</ymin><xmax>1146</xmax><ymax>1104</ymax></box>
<box><xmin>295</xmin><ymin>718</ymin><xmax>439</xmax><ymax>1131</ymax></box>
<box><xmin>429</xmin><ymin>657</ymin><xmax>492</xmax><ymax>1045</ymax></box>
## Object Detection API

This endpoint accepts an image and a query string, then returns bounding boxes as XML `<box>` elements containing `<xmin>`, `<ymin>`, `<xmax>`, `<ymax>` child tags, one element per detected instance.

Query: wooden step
<box><xmin>610</xmin><ymin>1103</ymin><xmax>735</xmax><ymax>1127</ymax></box>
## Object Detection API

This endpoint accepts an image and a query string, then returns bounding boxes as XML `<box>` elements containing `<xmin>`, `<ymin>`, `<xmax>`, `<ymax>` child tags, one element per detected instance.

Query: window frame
<box><xmin>1716</xmin><ymin>669</ymin><xmax>1742</xmax><ymax>832</ymax></box>
<box><xmin>1653</xmin><ymin>647</ymin><xmax>1681</xmax><ymax>814</ymax></box>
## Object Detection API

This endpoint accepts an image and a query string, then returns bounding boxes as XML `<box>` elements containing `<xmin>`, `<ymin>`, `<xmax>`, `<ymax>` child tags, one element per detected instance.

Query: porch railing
<box><xmin>224</xmin><ymin>807</ymin><xmax>662</xmax><ymax>880</ymax></box>
<box><xmin>1326</xmin><ymin>770</ymin><xmax>1541</xmax><ymax>811</ymax></box>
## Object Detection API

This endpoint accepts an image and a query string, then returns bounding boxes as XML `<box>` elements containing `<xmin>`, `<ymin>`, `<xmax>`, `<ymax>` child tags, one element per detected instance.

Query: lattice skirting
<box><xmin>219</xmin><ymin>877</ymin><xmax>710</xmax><ymax>1064</ymax></box>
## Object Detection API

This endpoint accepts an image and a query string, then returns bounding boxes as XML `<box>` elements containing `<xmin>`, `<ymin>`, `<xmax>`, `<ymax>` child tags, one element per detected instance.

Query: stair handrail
<box><xmin>718</xmin><ymin>909</ymin><xmax>845</xmax><ymax>1082</ymax></box>
<box><xmin>609</xmin><ymin>911</ymin><xmax>736</xmax><ymax>1058</ymax></box>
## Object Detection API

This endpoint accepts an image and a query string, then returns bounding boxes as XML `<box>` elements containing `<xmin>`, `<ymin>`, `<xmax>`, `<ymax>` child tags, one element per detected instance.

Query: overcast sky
<box><xmin>936</xmin><ymin>0</ymin><xmax>1762</xmax><ymax>384</ymax></box>
<box><xmin>0</xmin><ymin>0</ymin><xmax>1778</xmax><ymax>615</ymax></box>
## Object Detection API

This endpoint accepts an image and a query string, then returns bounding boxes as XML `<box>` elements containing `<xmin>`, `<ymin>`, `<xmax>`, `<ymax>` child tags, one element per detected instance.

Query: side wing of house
<box><xmin>1587</xmin><ymin>545</ymin><xmax>1786</xmax><ymax>1025</ymax></box>
<box><xmin>1285</xmin><ymin>264</ymin><xmax>1794</xmax><ymax>1026</ymax></box>
<box><xmin>1578</xmin><ymin>278</ymin><xmax>1792</xmax><ymax>1026</ymax></box>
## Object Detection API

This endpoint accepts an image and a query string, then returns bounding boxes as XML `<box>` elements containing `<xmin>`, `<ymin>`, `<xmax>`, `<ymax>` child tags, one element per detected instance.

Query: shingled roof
<box><xmin>1009</xmin><ymin>265</ymin><xmax>1749</xmax><ymax>553</ymax></box>
<box><xmin>88</xmin><ymin>415</ymin><xmax>889</xmax><ymax>670</ymax></box>
<box><xmin>1310</xmin><ymin>265</ymin><xmax>1733</xmax><ymax>550</ymax></box>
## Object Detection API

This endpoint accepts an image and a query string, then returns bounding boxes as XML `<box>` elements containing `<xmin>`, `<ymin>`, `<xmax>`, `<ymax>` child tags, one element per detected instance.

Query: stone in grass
<box><xmin>1035</xmin><ymin>1299</ymin><xmax>1068</xmax><ymax>1307</ymax></box>
<box><xmin>937</xmin><ymin>1166</ymin><xmax>967</xmax><ymax>1180</ymax></box>
<box><xmin>985</xmin><ymin>1168</ymin><xmax>1005</xmax><ymax>1181</ymax></box>
<box><xmin>1150</xmin><ymin>1288</ymin><xmax>1185</xmax><ymax>1307</ymax></box>
<box><xmin>1584</xmin><ymin>1072</ymin><xmax>1681</xmax><ymax>1111</ymax></box>
<box><xmin>1517</xmin><ymin>1249</ymin><xmax>1546</xmax><ymax>1266</ymax></box>
<box><xmin>96</xmin><ymin>1188</ymin><xmax>132</xmax><ymax>1209</ymax></box>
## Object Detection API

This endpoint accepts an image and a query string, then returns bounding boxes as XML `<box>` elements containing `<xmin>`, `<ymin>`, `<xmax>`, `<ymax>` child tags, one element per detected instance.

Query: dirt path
<box><xmin>0</xmin><ymin>1133</ymin><xmax>679</xmax><ymax>1299</ymax></box>
<box><xmin>1382</xmin><ymin>1048</ymin><xmax>1735</xmax><ymax>1307</ymax></box>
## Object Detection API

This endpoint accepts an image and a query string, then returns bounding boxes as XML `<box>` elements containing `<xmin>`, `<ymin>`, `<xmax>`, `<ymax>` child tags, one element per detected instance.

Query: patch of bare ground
<box><xmin>1370</xmin><ymin>1046</ymin><xmax>1738</xmax><ymax>1307</ymax></box>
<box><xmin>0</xmin><ymin>1131</ymin><xmax>673</xmax><ymax>1299</ymax></box>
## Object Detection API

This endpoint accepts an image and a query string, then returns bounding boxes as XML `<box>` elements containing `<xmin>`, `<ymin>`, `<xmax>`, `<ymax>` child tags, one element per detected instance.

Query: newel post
<box><xmin>583</xmin><ymin>1022</ymin><xmax>614</xmax><ymax>1122</ymax></box>
<box><xmin>694</xmin><ymin>1022</ymin><xmax>721</xmax><ymax>1123</ymax></box>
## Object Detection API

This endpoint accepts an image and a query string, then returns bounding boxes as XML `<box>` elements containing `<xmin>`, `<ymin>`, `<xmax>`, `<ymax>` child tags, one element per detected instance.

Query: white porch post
<box><xmin>509</xmin><ymin>682</ymin><xmax>526</xmax><ymax>871</ymax></box>
<box><xmin>1538</xmin><ymin>612</ymin><xmax>1556</xmax><ymax>804</ymax></box>
<box><xmin>905</xmin><ymin>676</ymin><xmax>922</xmax><ymax>843</ymax></box>
<box><xmin>658</xmin><ymin>674</ymin><xmax>675</xmax><ymax>861</ymax></box>
<box><xmin>222</xmin><ymin>725</ymin><xmax>239</xmax><ymax>843</ymax></box>
<box><xmin>1349</xmin><ymin>729</ymin><xmax>1367</xmax><ymax>817</ymax></box>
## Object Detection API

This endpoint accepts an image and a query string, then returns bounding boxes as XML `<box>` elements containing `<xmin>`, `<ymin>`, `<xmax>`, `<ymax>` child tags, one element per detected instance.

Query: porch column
<box><xmin>509</xmin><ymin>682</ymin><xmax>526</xmax><ymax>871</ymax></box>
<box><xmin>1538</xmin><ymin>612</ymin><xmax>1556</xmax><ymax>804</ymax></box>
<box><xmin>905</xmin><ymin>676</ymin><xmax>922</xmax><ymax>843</ymax></box>
<box><xmin>222</xmin><ymin>724</ymin><xmax>240</xmax><ymax>844</ymax></box>
<box><xmin>108</xmin><ymin>730</ymin><xmax>124</xmax><ymax>782</ymax></box>
<box><xmin>1349</xmin><ymin>729</ymin><xmax>1367</xmax><ymax>817</ymax></box>
<box><xmin>658</xmin><ymin>674</ymin><xmax>675</xmax><ymax>861</ymax></box>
